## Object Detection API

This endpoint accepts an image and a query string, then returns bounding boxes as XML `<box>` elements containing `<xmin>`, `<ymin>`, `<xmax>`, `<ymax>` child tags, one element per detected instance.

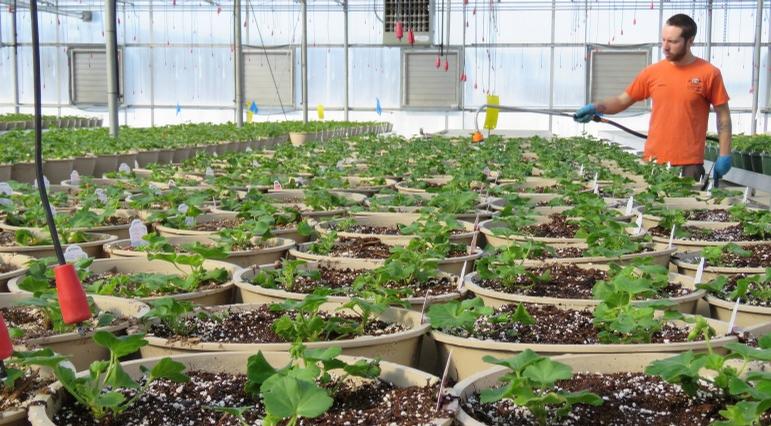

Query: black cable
<box><xmin>30</xmin><ymin>0</ymin><xmax>66</xmax><ymax>265</ymax></box>
<box><xmin>246</xmin><ymin>0</ymin><xmax>288</xmax><ymax>120</ymax></box>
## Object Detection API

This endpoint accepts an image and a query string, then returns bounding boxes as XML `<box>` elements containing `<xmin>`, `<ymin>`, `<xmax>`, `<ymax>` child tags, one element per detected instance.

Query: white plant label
<box><xmin>148</xmin><ymin>183</ymin><xmax>161</xmax><ymax>194</ymax></box>
<box><xmin>706</xmin><ymin>180</ymin><xmax>714</xmax><ymax>192</ymax></box>
<box><xmin>252</xmin><ymin>160</ymin><xmax>260</xmax><ymax>168</ymax></box>
<box><xmin>185</xmin><ymin>217</ymin><xmax>195</xmax><ymax>227</ymax></box>
<box><xmin>95</xmin><ymin>188</ymin><xmax>108</xmax><ymax>204</ymax></box>
<box><xmin>205</xmin><ymin>167</ymin><xmax>215</xmax><ymax>177</ymax></box>
<box><xmin>436</xmin><ymin>349</ymin><xmax>454</xmax><ymax>411</ymax></box>
<box><xmin>0</xmin><ymin>198</ymin><xmax>10</xmax><ymax>207</ymax></box>
<box><xmin>592</xmin><ymin>172</ymin><xmax>598</xmax><ymax>187</ymax></box>
<box><xmin>63</xmin><ymin>245</ymin><xmax>88</xmax><ymax>263</ymax></box>
<box><xmin>742</xmin><ymin>187</ymin><xmax>750</xmax><ymax>203</ymax></box>
<box><xmin>456</xmin><ymin>261</ymin><xmax>468</xmax><ymax>291</ymax></box>
<box><xmin>668</xmin><ymin>225</ymin><xmax>676</xmax><ymax>249</ymax></box>
<box><xmin>273</xmin><ymin>180</ymin><xmax>282</xmax><ymax>191</ymax></box>
<box><xmin>678</xmin><ymin>169</ymin><xmax>683</xmax><ymax>178</ymax></box>
<box><xmin>178</xmin><ymin>203</ymin><xmax>189</xmax><ymax>215</ymax></box>
<box><xmin>212</xmin><ymin>151</ymin><xmax>219</xmax><ymax>157</ymax></box>
<box><xmin>34</xmin><ymin>176</ymin><xmax>50</xmax><ymax>189</ymax></box>
<box><xmin>698</xmin><ymin>174</ymin><xmax>704</xmax><ymax>185</ymax></box>
<box><xmin>482</xmin><ymin>166</ymin><xmax>490</xmax><ymax>177</ymax></box>
<box><xmin>666</xmin><ymin>161</ymin><xmax>672</xmax><ymax>170</ymax></box>
<box><xmin>336</xmin><ymin>160</ymin><xmax>345</xmax><ymax>170</ymax></box>
<box><xmin>578</xmin><ymin>164</ymin><xmax>584</xmax><ymax>177</ymax></box>
<box><xmin>134</xmin><ymin>160</ymin><xmax>140</xmax><ymax>169</ymax></box>
<box><xmin>50</xmin><ymin>205</ymin><xmax>57</xmax><ymax>216</ymax></box>
<box><xmin>0</xmin><ymin>182</ymin><xmax>13</xmax><ymax>196</ymax></box>
<box><xmin>419</xmin><ymin>290</ymin><xmax>432</xmax><ymax>324</ymax></box>
<box><xmin>167</xmin><ymin>179</ymin><xmax>176</xmax><ymax>188</ymax></box>
<box><xmin>635</xmin><ymin>212</ymin><xmax>644</xmax><ymax>234</ymax></box>
<box><xmin>625</xmin><ymin>196</ymin><xmax>634</xmax><ymax>216</ymax></box>
<box><xmin>727</xmin><ymin>298</ymin><xmax>741</xmax><ymax>333</ymax></box>
<box><xmin>593</xmin><ymin>183</ymin><xmax>600</xmax><ymax>195</ymax></box>
<box><xmin>129</xmin><ymin>219</ymin><xmax>148</xmax><ymax>247</ymax></box>
<box><xmin>245</xmin><ymin>147</ymin><xmax>252</xmax><ymax>152</ymax></box>
<box><xmin>70</xmin><ymin>170</ymin><xmax>81</xmax><ymax>185</ymax></box>
<box><xmin>694</xmin><ymin>257</ymin><xmax>706</xmax><ymax>285</ymax></box>
<box><xmin>118</xmin><ymin>163</ymin><xmax>131</xmax><ymax>174</ymax></box>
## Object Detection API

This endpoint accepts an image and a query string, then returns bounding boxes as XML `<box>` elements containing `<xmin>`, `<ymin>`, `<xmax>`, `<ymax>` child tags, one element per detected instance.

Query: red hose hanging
<box><xmin>395</xmin><ymin>21</ymin><xmax>404</xmax><ymax>41</ymax></box>
<box><xmin>0</xmin><ymin>313</ymin><xmax>11</xmax><ymax>361</ymax></box>
<box><xmin>55</xmin><ymin>264</ymin><xmax>91</xmax><ymax>325</ymax></box>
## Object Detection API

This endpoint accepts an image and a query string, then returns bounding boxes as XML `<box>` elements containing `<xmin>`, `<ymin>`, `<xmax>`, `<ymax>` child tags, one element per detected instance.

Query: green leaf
<box><xmin>725</xmin><ymin>342</ymin><xmax>771</xmax><ymax>362</ymax></box>
<box><xmin>522</xmin><ymin>359</ymin><xmax>573</xmax><ymax>387</ymax></box>
<box><xmin>426</xmin><ymin>297</ymin><xmax>493</xmax><ymax>332</ymax></box>
<box><xmin>1</xmin><ymin>367</ymin><xmax>24</xmax><ymax>391</ymax></box>
<box><xmin>245</xmin><ymin>352</ymin><xmax>279</xmax><ymax>396</ymax></box>
<box><xmin>511</xmin><ymin>303</ymin><xmax>535</xmax><ymax>325</ymax></box>
<box><xmin>148</xmin><ymin>357</ymin><xmax>189</xmax><ymax>383</ymax></box>
<box><xmin>93</xmin><ymin>331</ymin><xmax>148</xmax><ymax>358</ymax></box>
<box><xmin>482</xmin><ymin>349</ymin><xmax>543</xmax><ymax>373</ymax></box>
<box><xmin>261</xmin><ymin>375</ymin><xmax>333</xmax><ymax>420</ymax></box>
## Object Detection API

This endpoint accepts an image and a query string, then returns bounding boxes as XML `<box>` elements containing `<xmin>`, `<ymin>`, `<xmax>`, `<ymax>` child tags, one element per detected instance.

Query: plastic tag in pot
<box><xmin>70</xmin><ymin>170</ymin><xmax>81</xmax><ymax>185</ymax></box>
<box><xmin>129</xmin><ymin>219</ymin><xmax>148</xmax><ymax>247</ymax></box>
<box><xmin>64</xmin><ymin>245</ymin><xmax>88</xmax><ymax>263</ymax></box>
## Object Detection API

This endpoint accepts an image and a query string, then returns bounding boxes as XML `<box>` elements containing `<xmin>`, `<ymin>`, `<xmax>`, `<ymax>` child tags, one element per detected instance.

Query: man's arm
<box><xmin>715</xmin><ymin>103</ymin><xmax>732</xmax><ymax>156</ymax></box>
<box><xmin>594</xmin><ymin>92</ymin><xmax>637</xmax><ymax>115</ymax></box>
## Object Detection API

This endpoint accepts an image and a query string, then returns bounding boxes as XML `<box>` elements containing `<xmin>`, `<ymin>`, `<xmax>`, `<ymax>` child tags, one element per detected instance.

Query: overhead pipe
<box><xmin>751</xmin><ymin>0</ymin><xmax>763</xmax><ymax>134</ymax></box>
<box><xmin>105</xmin><ymin>0</ymin><xmax>119</xmax><ymax>138</ymax></box>
<box><xmin>234</xmin><ymin>0</ymin><xmax>243</xmax><ymax>126</ymax></box>
<box><xmin>301</xmin><ymin>0</ymin><xmax>308</xmax><ymax>124</ymax></box>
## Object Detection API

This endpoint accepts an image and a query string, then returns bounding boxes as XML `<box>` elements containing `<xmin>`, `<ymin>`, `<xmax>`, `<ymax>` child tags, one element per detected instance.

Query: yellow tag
<box><xmin>246</xmin><ymin>111</ymin><xmax>254</xmax><ymax>123</ymax></box>
<box><xmin>317</xmin><ymin>104</ymin><xmax>325</xmax><ymax>120</ymax></box>
<box><xmin>483</xmin><ymin>95</ymin><xmax>499</xmax><ymax>130</ymax></box>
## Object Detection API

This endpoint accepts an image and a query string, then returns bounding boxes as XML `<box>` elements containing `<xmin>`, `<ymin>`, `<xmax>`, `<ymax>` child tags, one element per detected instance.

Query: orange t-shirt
<box><xmin>625</xmin><ymin>58</ymin><xmax>729</xmax><ymax>165</ymax></box>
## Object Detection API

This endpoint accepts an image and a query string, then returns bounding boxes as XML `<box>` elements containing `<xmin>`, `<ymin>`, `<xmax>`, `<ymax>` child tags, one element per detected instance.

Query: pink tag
<box><xmin>273</xmin><ymin>180</ymin><xmax>282</xmax><ymax>191</ymax></box>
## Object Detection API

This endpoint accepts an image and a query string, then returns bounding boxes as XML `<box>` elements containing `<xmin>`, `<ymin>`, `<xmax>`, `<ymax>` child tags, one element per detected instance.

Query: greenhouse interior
<box><xmin>2</xmin><ymin>0</ymin><xmax>771</xmax><ymax>425</ymax></box>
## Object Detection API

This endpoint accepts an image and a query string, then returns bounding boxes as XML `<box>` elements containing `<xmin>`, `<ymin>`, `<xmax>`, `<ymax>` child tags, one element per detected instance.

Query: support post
<box><xmin>105</xmin><ymin>0</ymin><xmax>119</xmax><ymax>138</ymax></box>
<box><xmin>343</xmin><ymin>0</ymin><xmax>349</xmax><ymax>121</ymax></box>
<box><xmin>751</xmin><ymin>0</ymin><xmax>763</xmax><ymax>135</ymax></box>
<box><xmin>234</xmin><ymin>0</ymin><xmax>243</xmax><ymax>127</ymax></box>
<box><xmin>301</xmin><ymin>0</ymin><xmax>308</xmax><ymax>123</ymax></box>
<box><xmin>705</xmin><ymin>0</ymin><xmax>713</xmax><ymax>61</ymax></box>
<box><xmin>11</xmin><ymin>0</ymin><xmax>19</xmax><ymax>114</ymax></box>
<box><xmin>548</xmin><ymin>0</ymin><xmax>556</xmax><ymax>133</ymax></box>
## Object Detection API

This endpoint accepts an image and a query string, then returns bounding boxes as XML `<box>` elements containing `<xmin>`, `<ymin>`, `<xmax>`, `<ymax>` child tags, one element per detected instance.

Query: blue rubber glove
<box><xmin>574</xmin><ymin>103</ymin><xmax>598</xmax><ymax>123</ymax></box>
<box><xmin>713</xmin><ymin>154</ymin><xmax>732</xmax><ymax>182</ymax></box>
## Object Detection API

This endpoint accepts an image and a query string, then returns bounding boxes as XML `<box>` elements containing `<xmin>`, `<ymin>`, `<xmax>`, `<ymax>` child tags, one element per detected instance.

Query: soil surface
<box><xmin>80</xmin><ymin>271</ymin><xmax>228</xmax><ymax>297</ymax></box>
<box><xmin>53</xmin><ymin>370</ymin><xmax>453</xmax><ymax>426</ymax></box>
<box><xmin>319</xmin><ymin>237</ymin><xmax>467</xmax><ymax>259</ymax></box>
<box><xmin>0</xmin><ymin>369</ymin><xmax>52</xmax><ymax>412</ymax></box>
<box><xmin>520</xmin><ymin>214</ymin><xmax>580</xmax><ymax>238</ymax></box>
<box><xmin>463</xmin><ymin>372</ymin><xmax>738</xmax><ymax>425</ymax></box>
<box><xmin>522</xmin><ymin>186</ymin><xmax>557</xmax><ymax>194</ymax></box>
<box><xmin>700</xmin><ymin>243</ymin><xmax>771</xmax><ymax>268</ymax></box>
<box><xmin>451</xmin><ymin>303</ymin><xmax>692</xmax><ymax>344</ymax></box>
<box><xmin>269</xmin><ymin>266</ymin><xmax>458</xmax><ymax>298</ymax></box>
<box><xmin>149</xmin><ymin>304</ymin><xmax>406</xmax><ymax>343</ymax></box>
<box><xmin>0</xmin><ymin>262</ymin><xmax>19</xmax><ymax>273</ymax></box>
<box><xmin>474</xmin><ymin>264</ymin><xmax>690</xmax><ymax>299</ymax></box>
<box><xmin>192</xmin><ymin>218</ymin><xmax>244</xmax><ymax>232</ymax></box>
<box><xmin>1</xmin><ymin>305</ymin><xmax>118</xmax><ymax>340</ymax></box>
<box><xmin>684</xmin><ymin>209</ymin><xmax>733</xmax><ymax>222</ymax></box>
<box><xmin>650</xmin><ymin>224</ymin><xmax>763</xmax><ymax>242</ymax></box>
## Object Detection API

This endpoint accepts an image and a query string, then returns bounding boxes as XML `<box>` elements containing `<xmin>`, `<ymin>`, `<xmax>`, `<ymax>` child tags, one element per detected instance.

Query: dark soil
<box><xmin>148</xmin><ymin>305</ymin><xmax>406</xmax><ymax>343</ymax></box>
<box><xmin>273</xmin><ymin>266</ymin><xmax>458</xmax><ymax>298</ymax></box>
<box><xmin>0</xmin><ymin>262</ymin><xmax>18</xmax><ymax>273</ymax></box>
<box><xmin>684</xmin><ymin>209</ymin><xmax>732</xmax><ymax>222</ymax></box>
<box><xmin>53</xmin><ymin>370</ymin><xmax>454</xmax><ymax>426</ymax></box>
<box><xmin>521</xmin><ymin>214</ymin><xmax>579</xmax><ymax>238</ymax></box>
<box><xmin>332</xmin><ymin>225</ymin><xmax>401</xmax><ymax>235</ymax></box>
<box><xmin>1</xmin><ymin>305</ymin><xmax>117</xmax><ymax>341</ymax></box>
<box><xmin>101</xmin><ymin>216</ymin><xmax>135</xmax><ymax>226</ymax></box>
<box><xmin>192</xmin><ymin>218</ymin><xmax>244</xmax><ymax>231</ymax></box>
<box><xmin>709</xmin><ymin>273</ymin><xmax>770</xmax><ymax>307</ymax></box>
<box><xmin>0</xmin><ymin>231</ymin><xmax>17</xmax><ymax>246</ymax></box>
<box><xmin>79</xmin><ymin>271</ymin><xmax>227</xmax><ymax>297</ymax></box>
<box><xmin>321</xmin><ymin>237</ymin><xmax>467</xmax><ymax>259</ymax></box>
<box><xmin>703</xmin><ymin>243</ymin><xmax>771</xmax><ymax>268</ymax></box>
<box><xmin>522</xmin><ymin>186</ymin><xmax>557</xmax><ymax>194</ymax></box>
<box><xmin>453</xmin><ymin>304</ymin><xmax>692</xmax><ymax>344</ymax></box>
<box><xmin>650</xmin><ymin>224</ymin><xmax>763</xmax><ymax>242</ymax></box>
<box><xmin>474</xmin><ymin>264</ymin><xmax>690</xmax><ymax>299</ymax></box>
<box><xmin>463</xmin><ymin>372</ymin><xmax>738</xmax><ymax>425</ymax></box>
<box><xmin>0</xmin><ymin>369</ymin><xmax>52</xmax><ymax>412</ymax></box>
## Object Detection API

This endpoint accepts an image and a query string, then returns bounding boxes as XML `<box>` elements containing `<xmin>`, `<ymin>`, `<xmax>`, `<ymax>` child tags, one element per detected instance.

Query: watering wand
<box><xmin>29</xmin><ymin>0</ymin><xmax>92</xmax><ymax>334</ymax></box>
<box><xmin>471</xmin><ymin>104</ymin><xmax>720</xmax><ymax>190</ymax></box>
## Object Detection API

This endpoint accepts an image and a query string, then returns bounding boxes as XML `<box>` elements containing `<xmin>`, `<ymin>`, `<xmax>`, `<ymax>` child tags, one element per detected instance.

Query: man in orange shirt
<box><xmin>574</xmin><ymin>14</ymin><xmax>732</xmax><ymax>182</ymax></box>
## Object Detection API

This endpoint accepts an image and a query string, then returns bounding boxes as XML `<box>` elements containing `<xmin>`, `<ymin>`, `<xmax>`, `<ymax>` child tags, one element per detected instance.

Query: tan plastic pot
<box><xmin>0</xmin><ymin>232</ymin><xmax>117</xmax><ymax>259</ymax></box>
<box><xmin>640</xmin><ymin>203</ymin><xmax>755</xmax><ymax>229</ymax></box>
<box><xmin>432</xmin><ymin>314</ymin><xmax>736</xmax><ymax>380</ymax></box>
<box><xmin>463</xmin><ymin>266</ymin><xmax>704</xmax><ymax>314</ymax></box>
<box><xmin>704</xmin><ymin>295</ymin><xmax>771</xmax><ymax>329</ymax></box>
<box><xmin>11</xmin><ymin>162</ymin><xmax>36</xmax><ymax>184</ymax></box>
<box><xmin>394</xmin><ymin>176</ymin><xmax>454</xmax><ymax>194</ymax></box>
<box><xmin>0</xmin><ymin>293</ymin><xmax>148</xmax><ymax>371</ymax></box>
<box><xmin>663</xmin><ymin>195</ymin><xmax>739</xmax><ymax>207</ymax></box>
<box><xmin>234</xmin><ymin>261</ymin><xmax>464</xmax><ymax>311</ymax></box>
<box><xmin>652</xmin><ymin>222</ymin><xmax>765</xmax><ymax>252</ymax></box>
<box><xmin>672</xmin><ymin>250</ymin><xmax>768</xmax><ymax>282</ymax></box>
<box><xmin>289</xmin><ymin>241</ymin><xmax>483</xmax><ymax>275</ymax></box>
<box><xmin>156</xmin><ymin>149</ymin><xmax>175</xmax><ymax>164</ymax></box>
<box><xmin>8</xmin><ymin>257</ymin><xmax>240</xmax><ymax>306</ymax></box>
<box><xmin>154</xmin><ymin>213</ymin><xmax>239</xmax><ymax>237</ymax></box>
<box><xmin>91</xmin><ymin>154</ymin><xmax>120</xmax><ymax>177</ymax></box>
<box><xmin>27</xmin><ymin>351</ymin><xmax>451</xmax><ymax>426</ymax></box>
<box><xmin>493</xmin><ymin>177</ymin><xmax>559</xmax><ymax>191</ymax></box>
<box><xmin>59</xmin><ymin>178</ymin><xmax>118</xmax><ymax>188</ymax></box>
<box><xmin>41</xmin><ymin>159</ymin><xmax>74</xmax><ymax>184</ymax></box>
<box><xmin>103</xmin><ymin>235</ymin><xmax>295</xmax><ymax>268</ymax></box>
<box><xmin>513</xmin><ymin>243</ymin><xmax>676</xmax><ymax>268</ymax></box>
<box><xmin>315</xmin><ymin>213</ymin><xmax>477</xmax><ymax>246</ymax></box>
<box><xmin>138</xmin><ymin>302</ymin><xmax>430</xmax><ymax>368</ymax></box>
<box><xmin>330</xmin><ymin>177</ymin><xmax>397</xmax><ymax>195</ymax></box>
<box><xmin>0</xmin><ymin>165</ymin><xmax>12</xmax><ymax>182</ymax></box>
<box><xmin>263</xmin><ymin>189</ymin><xmax>367</xmax><ymax>218</ymax></box>
<box><xmin>135</xmin><ymin>150</ymin><xmax>159</xmax><ymax>167</ymax></box>
<box><xmin>289</xmin><ymin>131</ymin><xmax>316</xmax><ymax>146</ymax></box>
<box><xmin>480</xmin><ymin>217</ymin><xmax>643</xmax><ymax>247</ymax></box>
<box><xmin>452</xmin><ymin>353</ymin><xmax>703</xmax><ymax>426</ymax></box>
<box><xmin>2</xmin><ymin>209</ymin><xmax>142</xmax><ymax>240</ymax></box>
<box><xmin>0</xmin><ymin>253</ymin><xmax>34</xmax><ymax>293</ymax></box>
<box><xmin>72</xmin><ymin>156</ymin><xmax>96</xmax><ymax>176</ymax></box>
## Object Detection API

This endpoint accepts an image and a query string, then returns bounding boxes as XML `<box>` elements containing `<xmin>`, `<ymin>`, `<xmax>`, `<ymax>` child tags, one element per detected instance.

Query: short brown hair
<box><xmin>667</xmin><ymin>14</ymin><xmax>697</xmax><ymax>40</ymax></box>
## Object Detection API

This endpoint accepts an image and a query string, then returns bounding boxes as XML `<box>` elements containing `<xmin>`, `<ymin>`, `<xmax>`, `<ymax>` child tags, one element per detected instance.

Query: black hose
<box><xmin>30</xmin><ymin>0</ymin><xmax>66</xmax><ymax>265</ymax></box>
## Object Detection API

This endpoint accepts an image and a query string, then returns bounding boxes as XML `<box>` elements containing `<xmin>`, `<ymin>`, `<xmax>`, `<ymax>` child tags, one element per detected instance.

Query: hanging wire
<box><xmin>246</xmin><ymin>0</ymin><xmax>288</xmax><ymax>119</ymax></box>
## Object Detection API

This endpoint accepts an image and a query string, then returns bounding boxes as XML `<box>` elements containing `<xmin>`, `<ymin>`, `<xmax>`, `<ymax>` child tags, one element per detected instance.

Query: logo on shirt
<box><xmin>687</xmin><ymin>77</ymin><xmax>704</xmax><ymax>94</ymax></box>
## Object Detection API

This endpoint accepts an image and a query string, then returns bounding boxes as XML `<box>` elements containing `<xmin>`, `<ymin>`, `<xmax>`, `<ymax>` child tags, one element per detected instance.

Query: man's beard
<box><xmin>665</xmin><ymin>49</ymin><xmax>686</xmax><ymax>62</ymax></box>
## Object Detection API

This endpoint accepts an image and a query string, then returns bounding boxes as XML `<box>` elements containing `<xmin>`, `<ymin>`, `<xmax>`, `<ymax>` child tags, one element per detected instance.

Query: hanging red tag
<box><xmin>395</xmin><ymin>21</ymin><xmax>404</xmax><ymax>41</ymax></box>
<box><xmin>435</xmin><ymin>56</ymin><xmax>441</xmax><ymax>68</ymax></box>
<box><xmin>0</xmin><ymin>313</ymin><xmax>11</xmax><ymax>361</ymax></box>
<box><xmin>444</xmin><ymin>59</ymin><xmax>449</xmax><ymax>72</ymax></box>
<box><xmin>407</xmin><ymin>29</ymin><xmax>415</xmax><ymax>45</ymax></box>
<box><xmin>55</xmin><ymin>264</ymin><xmax>92</xmax><ymax>325</ymax></box>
